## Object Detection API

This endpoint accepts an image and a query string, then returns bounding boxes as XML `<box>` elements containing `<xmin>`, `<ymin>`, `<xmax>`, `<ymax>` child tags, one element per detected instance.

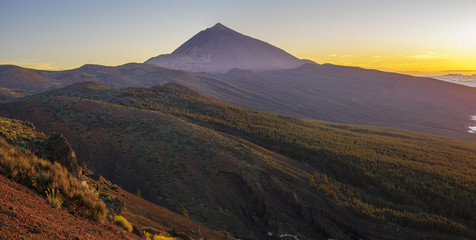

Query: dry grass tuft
<box><xmin>114</xmin><ymin>215</ymin><xmax>132</xmax><ymax>232</ymax></box>
<box><xmin>0</xmin><ymin>117</ymin><xmax>108</xmax><ymax>222</ymax></box>
<box><xmin>45</xmin><ymin>188</ymin><xmax>63</xmax><ymax>208</ymax></box>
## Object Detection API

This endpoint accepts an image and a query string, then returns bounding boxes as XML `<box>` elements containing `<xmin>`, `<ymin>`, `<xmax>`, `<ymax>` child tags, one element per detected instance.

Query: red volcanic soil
<box><xmin>0</xmin><ymin>174</ymin><xmax>140</xmax><ymax>240</ymax></box>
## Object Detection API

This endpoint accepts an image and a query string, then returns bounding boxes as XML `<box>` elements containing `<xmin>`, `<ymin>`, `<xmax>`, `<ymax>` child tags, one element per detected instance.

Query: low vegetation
<box><xmin>0</xmin><ymin>117</ymin><xmax>107</xmax><ymax>222</ymax></box>
<box><xmin>11</xmin><ymin>84</ymin><xmax>476</xmax><ymax>237</ymax></box>
<box><xmin>309</xmin><ymin>172</ymin><xmax>466</xmax><ymax>232</ymax></box>
<box><xmin>114</xmin><ymin>215</ymin><xmax>133</xmax><ymax>232</ymax></box>
<box><xmin>45</xmin><ymin>188</ymin><xmax>63</xmax><ymax>209</ymax></box>
<box><xmin>119</xmin><ymin>85</ymin><xmax>476</xmax><ymax>235</ymax></box>
<box><xmin>143</xmin><ymin>229</ymin><xmax>178</xmax><ymax>240</ymax></box>
<box><xmin>152</xmin><ymin>236</ymin><xmax>177</xmax><ymax>240</ymax></box>
<box><xmin>180</xmin><ymin>203</ymin><xmax>189</xmax><ymax>219</ymax></box>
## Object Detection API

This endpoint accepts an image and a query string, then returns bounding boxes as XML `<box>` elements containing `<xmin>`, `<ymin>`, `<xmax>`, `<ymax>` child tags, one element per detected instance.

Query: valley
<box><xmin>1</xmin><ymin>82</ymin><xmax>474</xmax><ymax>239</ymax></box>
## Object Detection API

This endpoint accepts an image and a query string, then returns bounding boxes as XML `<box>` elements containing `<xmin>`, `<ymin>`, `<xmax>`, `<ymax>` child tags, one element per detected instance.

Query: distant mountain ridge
<box><xmin>1</xmin><ymin>24</ymin><xmax>475</xmax><ymax>141</ymax></box>
<box><xmin>145</xmin><ymin>23</ymin><xmax>311</xmax><ymax>72</ymax></box>
<box><xmin>1</xmin><ymin>62</ymin><xmax>476</xmax><ymax>141</ymax></box>
<box><xmin>0</xmin><ymin>65</ymin><xmax>60</xmax><ymax>92</ymax></box>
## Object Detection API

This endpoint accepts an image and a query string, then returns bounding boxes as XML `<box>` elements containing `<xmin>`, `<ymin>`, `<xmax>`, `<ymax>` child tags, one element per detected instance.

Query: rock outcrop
<box><xmin>47</xmin><ymin>133</ymin><xmax>82</xmax><ymax>177</ymax></box>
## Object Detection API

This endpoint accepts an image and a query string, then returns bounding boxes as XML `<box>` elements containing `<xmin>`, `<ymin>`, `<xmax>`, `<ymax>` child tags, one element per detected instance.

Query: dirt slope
<box><xmin>0</xmin><ymin>174</ymin><xmax>140</xmax><ymax>240</ymax></box>
<box><xmin>113</xmin><ymin>187</ymin><xmax>231</xmax><ymax>240</ymax></box>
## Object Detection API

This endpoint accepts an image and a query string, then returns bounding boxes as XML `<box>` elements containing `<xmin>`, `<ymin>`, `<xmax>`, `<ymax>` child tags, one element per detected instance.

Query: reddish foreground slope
<box><xmin>0</xmin><ymin>174</ymin><xmax>140</xmax><ymax>240</ymax></box>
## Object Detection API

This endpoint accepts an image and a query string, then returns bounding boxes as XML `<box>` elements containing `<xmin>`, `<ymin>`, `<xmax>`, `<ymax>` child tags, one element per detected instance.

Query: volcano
<box><xmin>145</xmin><ymin>23</ymin><xmax>311</xmax><ymax>73</ymax></box>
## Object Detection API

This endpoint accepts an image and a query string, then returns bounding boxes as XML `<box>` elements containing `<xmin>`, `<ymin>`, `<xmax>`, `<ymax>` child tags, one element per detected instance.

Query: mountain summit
<box><xmin>145</xmin><ymin>23</ymin><xmax>311</xmax><ymax>72</ymax></box>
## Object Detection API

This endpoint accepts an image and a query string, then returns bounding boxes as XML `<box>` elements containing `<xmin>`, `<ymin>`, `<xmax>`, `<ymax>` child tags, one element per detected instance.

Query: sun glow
<box><xmin>296</xmin><ymin>49</ymin><xmax>475</xmax><ymax>76</ymax></box>
<box><xmin>1</xmin><ymin>1</ymin><xmax>475</xmax><ymax>74</ymax></box>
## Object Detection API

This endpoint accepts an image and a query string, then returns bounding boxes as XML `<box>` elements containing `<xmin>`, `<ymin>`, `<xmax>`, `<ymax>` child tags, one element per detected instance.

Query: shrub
<box><xmin>180</xmin><ymin>203</ymin><xmax>189</xmax><ymax>219</ymax></box>
<box><xmin>45</xmin><ymin>188</ymin><xmax>63</xmax><ymax>209</ymax></box>
<box><xmin>114</xmin><ymin>215</ymin><xmax>132</xmax><ymax>232</ymax></box>
<box><xmin>142</xmin><ymin>227</ymin><xmax>161</xmax><ymax>235</ymax></box>
<box><xmin>144</xmin><ymin>232</ymin><xmax>177</xmax><ymax>240</ymax></box>
<box><xmin>153</xmin><ymin>236</ymin><xmax>177</xmax><ymax>240</ymax></box>
<box><xmin>0</xmin><ymin>136</ymin><xmax>108</xmax><ymax>222</ymax></box>
<box><xmin>83</xmin><ymin>200</ymin><xmax>108</xmax><ymax>222</ymax></box>
<box><xmin>99</xmin><ymin>193</ymin><xmax>114</xmax><ymax>202</ymax></box>
<box><xmin>144</xmin><ymin>231</ymin><xmax>151</xmax><ymax>240</ymax></box>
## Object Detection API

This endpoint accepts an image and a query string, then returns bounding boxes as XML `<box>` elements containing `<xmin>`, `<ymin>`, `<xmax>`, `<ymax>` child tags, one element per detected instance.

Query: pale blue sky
<box><xmin>1</xmin><ymin>0</ymin><xmax>475</xmax><ymax>73</ymax></box>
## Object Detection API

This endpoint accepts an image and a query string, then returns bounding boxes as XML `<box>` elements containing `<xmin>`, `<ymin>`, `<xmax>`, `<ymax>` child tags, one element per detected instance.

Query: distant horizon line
<box><xmin>2</xmin><ymin>61</ymin><xmax>475</xmax><ymax>77</ymax></box>
<box><xmin>441</xmin><ymin>70</ymin><xmax>476</xmax><ymax>73</ymax></box>
<box><xmin>396</xmin><ymin>70</ymin><xmax>476</xmax><ymax>76</ymax></box>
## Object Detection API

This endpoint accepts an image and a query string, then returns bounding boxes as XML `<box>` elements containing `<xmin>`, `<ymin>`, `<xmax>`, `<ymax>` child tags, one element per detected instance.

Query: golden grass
<box><xmin>113</xmin><ymin>215</ymin><xmax>132</xmax><ymax>232</ymax></box>
<box><xmin>45</xmin><ymin>188</ymin><xmax>63</xmax><ymax>209</ymax></box>
<box><xmin>0</xmin><ymin>121</ymin><xmax>107</xmax><ymax>222</ymax></box>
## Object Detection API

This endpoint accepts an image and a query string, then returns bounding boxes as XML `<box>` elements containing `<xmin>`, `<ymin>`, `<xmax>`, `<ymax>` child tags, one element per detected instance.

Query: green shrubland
<box><xmin>119</xmin><ymin>85</ymin><xmax>476</xmax><ymax>235</ymax></box>
<box><xmin>30</xmin><ymin>84</ymin><xmax>476</xmax><ymax>236</ymax></box>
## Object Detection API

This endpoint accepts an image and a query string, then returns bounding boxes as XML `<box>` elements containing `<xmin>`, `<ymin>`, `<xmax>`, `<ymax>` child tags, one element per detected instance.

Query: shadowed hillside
<box><xmin>2</xmin><ymin>62</ymin><xmax>475</xmax><ymax>141</ymax></box>
<box><xmin>0</xmin><ymin>116</ymin><xmax>231</xmax><ymax>239</ymax></box>
<box><xmin>0</xmin><ymin>87</ymin><xmax>26</xmax><ymax>103</ymax></box>
<box><xmin>215</xmin><ymin>63</ymin><xmax>476</xmax><ymax>141</ymax></box>
<box><xmin>1</xmin><ymin>83</ymin><xmax>474</xmax><ymax>239</ymax></box>
<box><xmin>1</xmin><ymin>96</ymin><xmax>344</xmax><ymax>239</ymax></box>
<box><xmin>0</xmin><ymin>117</ymin><xmax>134</xmax><ymax>239</ymax></box>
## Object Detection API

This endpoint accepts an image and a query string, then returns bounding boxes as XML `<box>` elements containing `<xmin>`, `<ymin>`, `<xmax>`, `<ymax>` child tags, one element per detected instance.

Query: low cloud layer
<box><xmin>426</xmin><ymin>74</ymin><xmax>476</xmax><ymax>87</ymax></box>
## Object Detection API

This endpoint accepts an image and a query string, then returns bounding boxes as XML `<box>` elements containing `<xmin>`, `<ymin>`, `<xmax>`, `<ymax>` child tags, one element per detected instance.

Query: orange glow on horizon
<box><xmin>296</xmin><ymin>49</ymin><xmax>476</xmax><ymax>76</ymax></box>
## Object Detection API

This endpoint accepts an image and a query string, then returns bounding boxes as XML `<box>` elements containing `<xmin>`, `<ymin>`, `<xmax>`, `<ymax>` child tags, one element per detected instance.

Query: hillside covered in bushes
<box><xmin>1</xmin><ymin>82</ymin><xmax>474</xmax><ymax>239</ymax></box>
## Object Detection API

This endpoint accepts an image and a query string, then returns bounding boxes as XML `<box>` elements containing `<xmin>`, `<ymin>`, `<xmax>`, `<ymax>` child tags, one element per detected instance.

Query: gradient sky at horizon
<box><xmin>1</xmin><ymin>0</ymin><xmax>475</xmax><ymax>75</ymax></box>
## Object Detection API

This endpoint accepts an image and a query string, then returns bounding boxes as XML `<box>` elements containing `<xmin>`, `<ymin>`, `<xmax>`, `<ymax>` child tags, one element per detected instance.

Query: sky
<box><xmin>1</xmin><ymin>0</ymin><xmax>475</xmax><ymax>75</ymax></box>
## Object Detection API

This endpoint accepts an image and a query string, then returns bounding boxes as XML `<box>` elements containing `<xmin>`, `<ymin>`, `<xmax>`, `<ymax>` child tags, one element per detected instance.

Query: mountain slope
<box><xmin>1</xmin><ymin>83</ymin><xmax>474</xmax><ymax>239</ymax></box>
<box><xmin>0</xmin><ymin>96</ymin><xmax>340</xmax><ymax>239</ymax></box>
<box><xmin>215</xmin><ymin>63</ymin><xmax>476</xmax><ymax>141</ymax></box>
<box><xmin>0</xmin><ymin>65</ymin><xmax>59</xmax><ymax>92</ymax></box>
<box><xmin>0</xmin><ymin>87</ymin><xmax>26</xmax><ymax>102</ymax></box>
<box><xmin>0</xmin><ymin>117</ymin><xmax>138</xmax><ymax>239</ymax></box>
<box><xmin>115</xmin><ymin>186</ymin><xmax>232</xmax><ymax>240</ymax></box>
<box><xmin>0</xmin><ymin>174</ymin><xmax>141</xmax><ymax>240</ymax></box>
<box><xmin>0</xmin><ymin>116</ymin><xmax>230</xmax><ymax>240</ymax></box>
<box><xmin>2</xmin><ymin>61</ymin><xmax>476</xmax><ymax>141</ymax></box>
<box><xmin>145</xmin><ymin>23</ymin><xmax>310</xmax><ymax>72</ymax></box>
